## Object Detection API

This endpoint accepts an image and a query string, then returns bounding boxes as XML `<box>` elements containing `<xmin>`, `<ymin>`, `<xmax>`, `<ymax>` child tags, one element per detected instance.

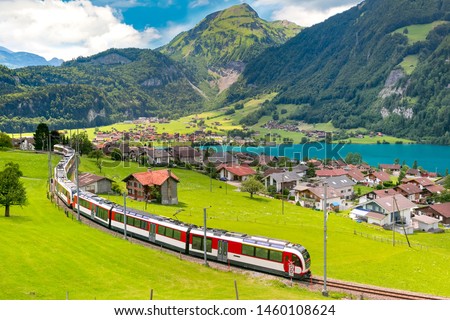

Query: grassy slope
<box><xmin>394</xmin><ymin>21</ymin><xmax>448</xmax><ymax>74</ymax></box>
<box><xmin>0</xmin><ymin>151</ymin><xmax>324</xmax><ymax>300</ymax></box>
<box><xmin>80</xmin><ymin>155</ymin><xmax>450</xmax><ymax>298</ymax></box>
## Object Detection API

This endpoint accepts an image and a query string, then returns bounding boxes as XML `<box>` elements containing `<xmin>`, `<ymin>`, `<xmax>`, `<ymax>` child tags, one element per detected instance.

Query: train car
<box><xmin>110</xmin><ymin>206</ymin><xmax>191</xmax><ymax>253</ymax></box>
<box><xmin>188</xmin><ymin>228</ymin><xmax>311</xmax><ymax>279</ymax></box>
<box><xmin>53</xmin><ymin>144</ymin><xmax>66</xmax><ymax>155</ymax></box>
<box><xmin>73</xmin><ymin>191</ymin><xmax>114</xmax><ymax>228</ymax></box>
<box><xmin>54</xmin><ymin>178</ymin><xmax>76</xmax><ymax>207</ymax></box>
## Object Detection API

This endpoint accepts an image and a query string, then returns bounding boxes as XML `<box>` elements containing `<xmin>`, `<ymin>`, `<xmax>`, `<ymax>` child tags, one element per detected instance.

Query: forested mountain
<box><xmin>0</xmin><ymin>48</ymin><xmax>203</xmax><ymax>132</ymax></box>
<box><xmin>227</xmin><ymin>0</ymin><xmax>450</xmax><ymax>144</ymax></box>
<box><xmin>159</xmin><ymin>3</ymin><xmax>301</xmax><ymax>95</ymax></box>
<box><xmin>0</xmin><ymin>46</ymin><xmax>62</xmax><ymax>69</ymax></box>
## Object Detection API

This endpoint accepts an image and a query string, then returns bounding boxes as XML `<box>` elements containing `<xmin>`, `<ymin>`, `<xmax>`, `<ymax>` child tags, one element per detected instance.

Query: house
<box><xmin>406</xmin><ymin>168</ymin><xmax>421</xmax><ymax>177</ymax></box>
<box><xmin>323</xmin><ymin>175</ymin><xmax>355</xmax><ymax>200</ymax></box>
<box><xmin>345</xmin><ymin>169</ymin><xmax>366</xmax><ymax>184</ymax></box>
<box><xmin>78</xmin><ymin>173</ymin><xmax>113</xmax><ymax>194</ymax></box>
<box><xmin>356</xmin><ymin>194</ymin><xmax>416</xmax><ymax>232</ymax></box>
<box><xmin>379</xmin><ymin>164</ymin><xmax>401</xmax><ymax>175</ymax></box>
<box><xmin>412</xmin><ymin>215</ymin><xmax>440</xmax><ymax>232</ymax></box>
<box><xmin>358</xmin><ymin>188</ymin><xmax>399</xmax><ymax>204</ymax></box>
<box><xmin>257</xmin><ymin>154</ymin><xmax>279</xmax><ymax>166</ymax></box>
<box><xmin>394</xmin><ymin>183</ymin><xmax>422</xmax><ymax>202</ymax></box>
<box><xmin>315</xmin><ymin>169</ymin><xmax>347</xmax><ymax>177</ymax></box>
<box><xmin>171</xmin><ymin>146</ymin><xmax>202</xmax><ymax>165</ymax></box>
<box><xmin>407</xmin><ymin>177</ymin><xmax>435</xmax><ymax>190</ymax></box>
<box><xmin>217</xmin><ymin>165</ymin><xmax>256</xmax><ymax>182</ymax></box>
<box><xmin>207</xmin><ymin>151</ymin><xmax>237</xmax><ymax>165</ymax></box>
<box><xmin>122</xmin><ymin>169</ymin><xmax>179</xmax><ymax>204</ymax></box>
<box><xmin>294</xmin><ymin>186</ymin><xmax>341</xmax><ymax>210</ymax></box>
<box><xmin>140</xmin><ymin>147</ymin><xmax>173</xmax><ymax>165</ymax></box>
<box><xmin>365</xmin><ymin>171</ymin><xmax>391</xmax><ymax>186</ymax></box>
<box><xmin>20</xmin><ymin>138</ymin><xmax>35</xmax><ymax>151</ymax></box>
<box><xmin>262</xmin><ymin>171</ymin><xmax>305</xmax><ymax>192</ymax></box>
<box><xmin>415</xmin><ymin>203</ymin><xmax>450</xmax><ymax>224</ymax></box>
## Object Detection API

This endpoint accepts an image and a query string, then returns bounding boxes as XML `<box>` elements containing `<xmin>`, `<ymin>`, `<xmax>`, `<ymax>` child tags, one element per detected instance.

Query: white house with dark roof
<box><xmin>322</xmin><ymin>175</ymin><xmax>355</xmax><ymax>200</ymax></box>
<box><xmin>262</xmin><ymin>170</ymin><xmax>306</xmax><ymax>192</ymax></box>
<box><xmin>355</xmin><ymin>194</ymin><xmax>416</xmax><ymax>233</ymax></box>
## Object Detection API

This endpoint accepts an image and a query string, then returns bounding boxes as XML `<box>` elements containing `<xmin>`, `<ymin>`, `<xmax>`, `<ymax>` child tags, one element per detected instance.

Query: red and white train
<box><xmin>53</xmin><ymin>144</ymin><xmax>311</xmax><ymax>279</ymax></box>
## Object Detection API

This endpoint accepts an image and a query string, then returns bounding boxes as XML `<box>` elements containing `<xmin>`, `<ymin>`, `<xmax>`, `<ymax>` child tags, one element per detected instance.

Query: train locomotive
<box><xmin>53</xmin><ymin>144</ymin><xmax>311</xmax><ymax>279</ymax></box>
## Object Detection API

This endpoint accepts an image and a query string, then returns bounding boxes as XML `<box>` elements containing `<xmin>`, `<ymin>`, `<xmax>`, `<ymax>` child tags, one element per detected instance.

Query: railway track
<box><xmin>300</xmin><ymin>277</ymin><xmax>445</xmax><ymax>300</ymax></box>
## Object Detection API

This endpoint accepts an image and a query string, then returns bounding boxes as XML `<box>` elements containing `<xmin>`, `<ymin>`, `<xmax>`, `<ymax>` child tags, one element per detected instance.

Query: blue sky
<box><xmin>0</xmin><ymin>0</ymin><xmax>360</xmax><ymax>60</ymax></box>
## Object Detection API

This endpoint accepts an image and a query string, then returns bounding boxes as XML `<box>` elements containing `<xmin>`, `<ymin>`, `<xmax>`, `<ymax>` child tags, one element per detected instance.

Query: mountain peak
<box><xmin>219</xmin><ymin>3</ymin><xmax>259</xmax><ymax>19</ymax></box>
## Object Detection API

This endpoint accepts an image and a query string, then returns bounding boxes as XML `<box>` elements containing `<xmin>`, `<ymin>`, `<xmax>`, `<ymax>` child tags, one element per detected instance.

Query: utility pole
<box><xmin>75</xmin><ymin>149</ymin><xmax>80</xmax><ymax>222</ymax></box>
<box><xmin>123</xmin><ymin>192</ymin><xmax>127</xmax><ymax>239</ymax></box>
<box><xmin>47</xmin><ymin>134</ymin><xmax>52</xmax><ymax>197</ymax></box>
<box><xmin>203</xmin><ymin>207</ymin><xmax>209</xmax><ymax>266</ymax></box>
<box><xmin>322</xmin><ymin>182</ymin><xmax>328</xmax><ymax>297</ymax></box>
<box><xmin>281</xmin><ymin>174</ymin><xmax>285</xmax><ymax>215</ymax></box>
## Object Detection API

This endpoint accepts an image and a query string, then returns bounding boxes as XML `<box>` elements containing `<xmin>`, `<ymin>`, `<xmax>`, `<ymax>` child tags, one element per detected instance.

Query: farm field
<box><xmin>1</xmin><ymin>150</ymin><xmax>449</xmax><ymax>299</ymax></box>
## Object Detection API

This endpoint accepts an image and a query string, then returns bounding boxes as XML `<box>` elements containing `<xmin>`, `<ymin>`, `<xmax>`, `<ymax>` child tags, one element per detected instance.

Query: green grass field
<box><xmin>393</xmin><ymin>21</ymin><xmax>448</xmax><ymax>45</ymax></box>
<box><xmin>1</xmin><ymin>150</ymin><xmax>450</xmax><ymax>299</ymax></box>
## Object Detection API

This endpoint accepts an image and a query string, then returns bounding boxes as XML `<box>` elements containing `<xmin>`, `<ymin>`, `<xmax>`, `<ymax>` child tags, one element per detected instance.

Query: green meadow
<box><xmin>2</xmin><ymin>150</ymin><xmax>450</xmax><ymax>299</ymax></box>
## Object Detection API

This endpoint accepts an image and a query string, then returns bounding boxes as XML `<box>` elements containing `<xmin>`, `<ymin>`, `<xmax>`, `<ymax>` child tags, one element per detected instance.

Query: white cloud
<box><xmin>0</xmin><ymin>0</ymin><xmax>161</xmax><ymax>61</ymax></box>
<box><xmin>189</xmin><ymin>0</ymin><xmax>210</xmax><ymax>9</ymax></box>
<box><xmin>271</xmin><ymin>4</ymin><xmax>357</xmax><ymax>27</ymax></box>
<box><xmin>251</xmin><ymin>0</ymin><xmax>360</xmax><ymax>26</ymax></box>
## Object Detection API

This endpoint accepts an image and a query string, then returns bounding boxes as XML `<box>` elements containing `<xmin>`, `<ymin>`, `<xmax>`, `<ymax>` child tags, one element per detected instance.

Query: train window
<box><xmin>157</xmin><ymin>226</ymin><xmax>166</xmax><ymax>235</ymax></box>
<box><xmin>133</xmin><ymin>218</ymin><xmax>141</xmax><ymax>228</ymax></box>
<box><xmin>255</xmin><ymin>247</ymin><xmax>269</xmax><ymax>260</ymax></box>
<box><xmin>292</xmin><ymin>255</ymin><xmax>301</xmax><ymax>267</ymax></box>
<box><xmin>79</xmin><ymin>199</ymin><xmax>90</xmax><ymax>208</ymax></box>
<box><xmin>140</xmin><ymin>220</ymin><xmax>147</xmax><ymax>230</ymax></box>
<box><xmin>242</xmin><ymin>244</ymin><xmax>255</xmax><ymax>257</ymax></box>
<box><xmin>115</xmin><ymin>213</ymin><xmax>124</xmax><ymax>223</ymax></box>
<box><xmin>192</xmin><ymin>236</ymin><xmax>202</xmax><ymax>250</ymax></box>
<box><xmin>165</xmin><ymin>228</ymin><xmax>174</xmax><ymax>238</ymax></box>
<box><xmin>96</xmin><ymin>207</ymin><xmax>109</xmax><ymax>221</ymax></box>
<box><xmin>127</xmin><ymin>217</ymin><xmax>134</xmax><ymax>226</ymax></box>
<box><xmin>173</xmin><ymin>230</ymin><xmax>181</xmax><ymax>240</ymax></box>
<box><xmin>269</xmin><ymin>250</ymin><xmax>283</xmax><ymax>262</ymax></box>
<box><xmin>192</xmin><ymin>236</ymin><xmax>212</xmax><ymax>252</ymax></box>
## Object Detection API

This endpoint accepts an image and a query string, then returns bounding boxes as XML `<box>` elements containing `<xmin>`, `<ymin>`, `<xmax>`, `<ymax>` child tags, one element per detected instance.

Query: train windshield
<box><xmin>302</xmin><ymin>249</ymin><xmax>311</xmax><ymax>269</ymax></box>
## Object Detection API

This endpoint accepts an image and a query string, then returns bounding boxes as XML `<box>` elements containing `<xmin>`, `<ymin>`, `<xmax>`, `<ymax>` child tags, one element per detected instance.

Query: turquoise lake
<box><xmin>209</xmin><ymin>144</ymin><xmax>450</xmax><ymax>175</ymax></box>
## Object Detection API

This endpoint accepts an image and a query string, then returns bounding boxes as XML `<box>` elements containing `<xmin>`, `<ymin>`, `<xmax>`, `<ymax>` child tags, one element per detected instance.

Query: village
<box><xmin>67</xmin><ymin>143</ymin><xmax>450</xmax><ymax>237</ymax></box>
<box><xmin>6</xmin><ymin>117</ymin><xmax>449</xmax><ymax>236</ymax></box>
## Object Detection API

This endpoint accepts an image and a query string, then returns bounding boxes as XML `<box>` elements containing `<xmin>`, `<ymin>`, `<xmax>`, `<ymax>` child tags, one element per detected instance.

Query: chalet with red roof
<box><xmin>365</xmin><ymin>171</ymin><xmax>391</xmax><ymax>186</ymax></box>
<box><xmin>379</xmin><ymin>164</ymin><xmax>401</xmax><ymax>174</ymax></box>
<box><xmin>315</xmin><ymin>169</ymin><xmax>347</xmax><ymax>177</ymax></box>
<box><xmin>415</xmin><ymin>202</ymin><xmax>450</xmax><ymax>224</ymax></box>
<box><xmin>217</xmin><ymin>164</ymin><xmax>256</xmax><ymax>182</ymax></box>
<box><xmin>122</xmin><ymin>169</ymin><xmax>179</xmax><ymax>204</ymax></box>
<box><xmin>394</xmin><ymin>183</ymin><xmax>422</xmax><ymax>202</ymax></box>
